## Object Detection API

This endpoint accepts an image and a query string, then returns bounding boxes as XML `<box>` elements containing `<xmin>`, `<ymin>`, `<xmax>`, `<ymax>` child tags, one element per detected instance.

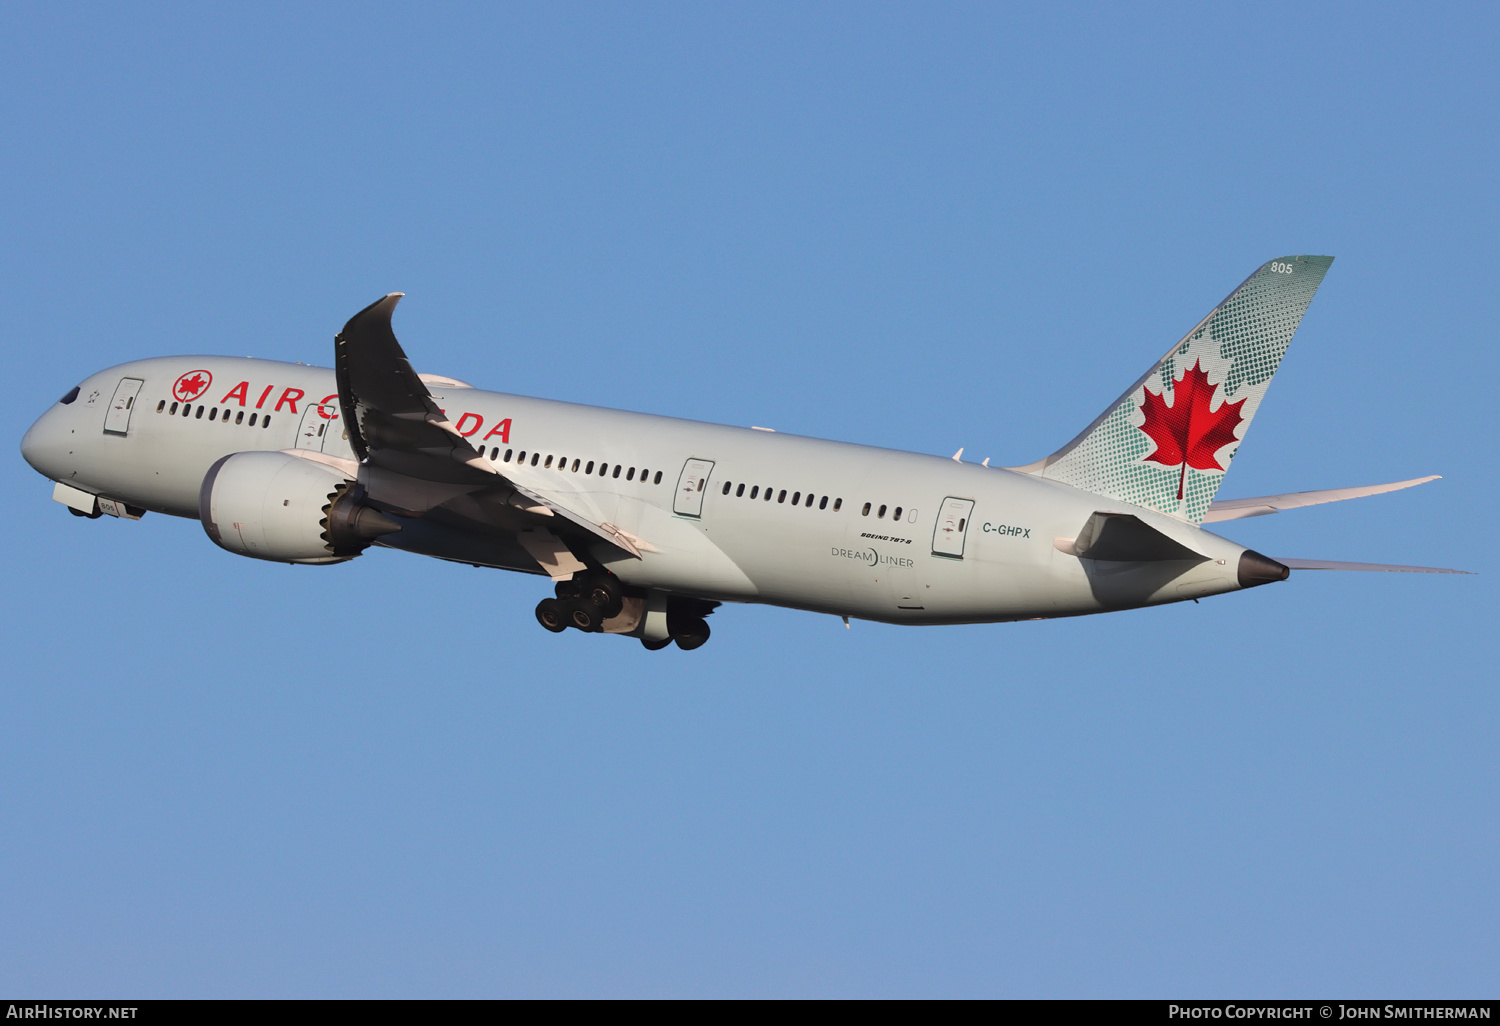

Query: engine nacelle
<box><xmin>199</xmin><ymin>450</ymin><xmax>399</xmax><ymax>564</ymax></box>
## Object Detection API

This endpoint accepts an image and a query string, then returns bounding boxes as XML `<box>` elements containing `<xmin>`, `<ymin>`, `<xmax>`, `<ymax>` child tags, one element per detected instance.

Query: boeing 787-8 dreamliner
<box><xmin>21</xmin><ymin>255</ymin><xmax>1465</xmax><ymax>650</ymax></box>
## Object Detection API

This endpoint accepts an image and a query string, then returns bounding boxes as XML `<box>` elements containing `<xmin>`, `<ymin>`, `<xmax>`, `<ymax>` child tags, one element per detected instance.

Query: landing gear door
<box><xmin>103</xmin><ymin>378</ymin><xmax>144</xmax><ymax>435</ymax></box>
<box><xmin>673</xmin><ymin>459</ymin><xmax>715</xmax><ymax>518</ymax></box>
<box><xmin>931</xmin><ymin>496</ymin><xmax>975</xmax><ymax>558</ymax></box>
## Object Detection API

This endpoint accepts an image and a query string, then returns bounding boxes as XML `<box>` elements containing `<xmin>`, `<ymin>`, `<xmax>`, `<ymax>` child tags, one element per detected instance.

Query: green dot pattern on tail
<box><xmin>1021</xmin><ymin>256</ymin><xmax>1334</xmax><ymax>524</ymax></box>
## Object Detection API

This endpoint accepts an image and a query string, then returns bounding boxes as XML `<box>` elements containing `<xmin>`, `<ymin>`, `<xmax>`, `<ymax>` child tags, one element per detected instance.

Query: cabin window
<box><xmin>531</xmin><ymin>452</ymin><xmax>540</xmax><ymax>466</ymax></box>
<box><xmin>893</xmin><ymin>506</ymin><xmax>902</xmax><ymax>520</ymax></box>
<box><xmin>597</xmin><ymin>463</ymin><xmax>608</xmax><ymax>476</ymax></box>
<box><xmin>572</xmin><ymin>459</ymin><xmax>580</xmax><ymax>472</ymax></box>
<box><xmin>877</xmin><ymin>505</ymin><xmax>887</xmax><ymax>518</ymax></box>
<box><xmin>262</xmin><ymin>416</ymin><xmax>271</xmax><ymax>428</ymax></box>
<box><xmin>585</xmin><ymin>461</ymin><xmax>594</xmax><ymax>474</ymax></box>
<box><xmin>169</xmin><ymin>402</ymin><xmax>178</xmax><ymax>414</ymax></box>
<box><xmin>834</xmin><ymin>498</ymin><xmax>843</xmax><ymax>512</ymax></box>
<box><xmin>612</xmin><ymin>465</ymin><xmax>622</xmax><ymax>479</ymax></box>
<box><xmin>208</xmin><ymin>407</ymin><xmax>217</xmax><ymax>421</ymax></box>
<box><xmin>861</xmin><ymin>502</ymin><xmax>871</xmax><ymax>516</ymax></box>
<box><xmin>737</xmin><ymin>484</ymin><xmax>745</xmax><ymax>497</ymax></box>
<box><xmin>503</xmin><ymin>449</ymin><xmax>513</xmax><ymax>462</ymax></box>
<box><xmin>628</xmin><ymin>467</ymin><xmax>637</xmax><ymax>481</ymax></box>
<box><xmin>236</xmin><ymin>410</ymin><xmax>245</xmax><ymax>424</ymax></box>
<box><xmin>791</xmin><ymin>491</ymin><xmax>800</xmax><ymax>504</ymax></box>
<box><xmin>818</xmin><ymin>495</ymin><xmax>828</xmax><ymax>509</ymax></box>
<box><xmin>544</xmin><ymin>455</ymin><xmax>553</xmax><ymax>469</ymax></box>
<box><xmin>722</xmin><ymin>481</ymin><xmax>731</xmax><ymax>495</ymax></box>
<box><xmin>247</xmin><ymin>413</ymin><xmax>256</xmax><ymax>425</ymax></box>
<box><xmin>653</xmin><ymin>471</ymin><xmax>663</xmax><ymax>484</ymax></box>
<box><xmin>156</xmin><ymin>400</ymin><xmax>166</xmax><ymax>413</ymax></box>
<box><xmin>805</xmin><ymin>493</ymin><xmax>814</xmax><ymax>507</ymax></box>
<box><xmin>777</xmin><ymin>490</ymin><xmax>786</xmax><ymax>503</ymax></box>
<box><xmin>750</xmin><ymin>486</ymin><xmax>759</xmax><ymax>499</ymax></box>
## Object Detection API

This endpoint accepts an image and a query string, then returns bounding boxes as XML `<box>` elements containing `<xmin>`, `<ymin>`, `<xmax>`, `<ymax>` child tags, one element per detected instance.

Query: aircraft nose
<box><xmin>21</xmin><ymin>403</ymin><xmax>70</xmax><ymax>479</ymax></box>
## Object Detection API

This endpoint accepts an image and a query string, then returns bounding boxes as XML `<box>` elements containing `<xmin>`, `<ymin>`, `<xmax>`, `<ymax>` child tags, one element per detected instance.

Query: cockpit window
<box><xmin>59</xmin><ymin>386</ymin><xmax>80</xmax><ymax>405</ymax></box>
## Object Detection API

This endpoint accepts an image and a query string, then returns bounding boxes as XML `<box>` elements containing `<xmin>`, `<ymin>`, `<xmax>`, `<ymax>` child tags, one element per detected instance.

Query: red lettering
<box><xmin>220</xmin><ymin>381</ymin><xmax>250</xmax><ymax>406</ymax></box>
<box><xmin>482</xmin><ymin>418</ymin><xmax>512</xmax><ymax>443</ymax></box>
<box><xmin>454</xmin><ymin>412</ymin><xmax>483</xmax><ymax>437</ymax></box>
<box><xmin>317</xmin><ymin>394</ymin><xmax>340</xmax><ymax>420</ymax></box>
<box><xmin>254</xmin><ymin>385</ymin><xmax>275</xmax><ymax>409</ymax></box>
<box><xmin>274</xmin><ymin>387</ymin><xmax>305</xmax><ymax>413</ymax></box>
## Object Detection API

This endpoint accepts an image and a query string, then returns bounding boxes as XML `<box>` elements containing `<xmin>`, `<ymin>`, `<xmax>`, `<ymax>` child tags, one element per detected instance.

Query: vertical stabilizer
<box><xmin>1013</xmin><ymin>255</ymin><xmax>1333</xmax><ymax>522</ymax></box>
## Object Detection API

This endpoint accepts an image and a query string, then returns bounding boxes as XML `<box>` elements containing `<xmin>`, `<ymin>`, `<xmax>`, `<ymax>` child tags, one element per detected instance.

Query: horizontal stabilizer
<box><xmin>1073</xmin><ymin>512</ymin><xmax>1206</xmax><ymax>562</ymax></box>
<box><xmin>1277</xmin><ymin>558</ymin><xmax>1472</xmax><ymax>574</ymax></box>
<box><xmin>1204</xmin><ymin>476</ymin><xmax>1439</xmax><ymax>522</ymax></box>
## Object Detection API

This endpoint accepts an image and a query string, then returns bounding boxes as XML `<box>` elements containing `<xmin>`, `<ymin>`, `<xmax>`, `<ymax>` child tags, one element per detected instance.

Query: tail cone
<box><xmin>1238</xmin><ymin>549</ymin><xmax>1290</xmax><ymax>588</ymax></box>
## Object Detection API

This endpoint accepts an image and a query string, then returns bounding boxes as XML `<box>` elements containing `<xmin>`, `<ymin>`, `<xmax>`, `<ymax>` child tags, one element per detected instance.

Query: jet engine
<box><xmin>199</xmin><ymin>450</ymin><xmax>400</xmax><ymax>564</ymax></box>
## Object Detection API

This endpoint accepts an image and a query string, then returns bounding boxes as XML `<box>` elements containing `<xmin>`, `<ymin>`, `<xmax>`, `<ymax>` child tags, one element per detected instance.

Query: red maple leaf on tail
<box><xmin>177</xmin><ymin>374</ymin><xmax>207</xmax><ymax>399</ymax></box>
<box><xmin>1138</xmin><ymin>360</ymin><xmax>1245</xmax><ymax>500</ymax></box>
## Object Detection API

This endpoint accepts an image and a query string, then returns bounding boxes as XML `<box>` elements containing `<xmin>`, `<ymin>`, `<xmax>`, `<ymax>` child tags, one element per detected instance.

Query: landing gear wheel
<box><xmin>554</xmin><ymin>578</ymin><xmax>584</xmax><ymax>602</ymax></box>
<box><xmin>673</xmin><ymin>618</ymin><xmax>711</xmax><ymax>651</ymax></box>
<box><xmin>640</xmin><ymin>636</ymin><xmax>672</xmax><ymax>651</ymax></box>
<box><xmin>587</xmin><ymin>576</ymin><xmax>624</xmax><ymax>619</ymax></box>
<box><xmin>569</xmin><ymin>605</ymin><xmax>598</xmax><ymax>631</ymax></box>
<box><xmin>68</xmin><ymin>505</ymin><xmax>102</xmax><ymax>519</ymax></box>
<box><xmin>534</xmin><ymin>598</ymin><xmax>567</xmax><ymax>633</ymax></box>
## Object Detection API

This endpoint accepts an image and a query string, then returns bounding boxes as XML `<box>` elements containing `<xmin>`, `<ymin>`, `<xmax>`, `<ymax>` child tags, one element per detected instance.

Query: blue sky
<box><xmin>2</xmin><ymin>2</ymin><xmax>1495</xmax><ymax>997</ymax></box>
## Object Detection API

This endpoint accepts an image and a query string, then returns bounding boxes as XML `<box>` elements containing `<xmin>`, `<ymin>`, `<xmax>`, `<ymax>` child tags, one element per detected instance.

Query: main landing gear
<box><xmin>535</xmin><ymin>573</ymin><xmax>624</xmax><ymax>634</ymax></box>
<box><xmin>533</xmin><ymin>573</ymin><xmax>715</xmax><ymax>651</ymax></box>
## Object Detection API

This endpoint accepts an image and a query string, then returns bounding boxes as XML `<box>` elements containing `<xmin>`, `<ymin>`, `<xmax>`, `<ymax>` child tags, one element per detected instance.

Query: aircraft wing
<box><xmin>1203</xmin><ymin>476</ymin><xmax>1439</xmax><ymax>522</ymax></box>
<box><xmin>335</xmin><ymin>293</ymin><xmax>643</xmax><ymax>558</ymax></box>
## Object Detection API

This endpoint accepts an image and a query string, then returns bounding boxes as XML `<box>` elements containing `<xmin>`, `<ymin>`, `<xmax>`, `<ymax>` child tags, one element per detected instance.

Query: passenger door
<box><xmin>673</xmin><ymin>459</ymin><xmax>715</xmax><ymax>518</ymax></box>
<box><xmin>294</xmin><ymin>404</ymin><xmax>329</xmax><ymax>449</ymax></box>
<box><xmin>103</xmin><ymin>378</ymin><xmax>144</xmax><ymax>435</ymax></box>
<box><xmin>931</xmin><ymin>496</ymin><xmax>975</xmax><ymax>558</ymax></box>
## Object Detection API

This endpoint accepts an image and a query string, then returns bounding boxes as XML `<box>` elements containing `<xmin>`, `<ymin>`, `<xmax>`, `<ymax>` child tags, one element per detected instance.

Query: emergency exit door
<box><xmin>673</xmin><ymin>459</ymin><xmax>715</xmax><ymax>518</ymax></box>
<box><xmin>931</xmin><ymin>496</ymin><xmax>975</xmax><ymax>558</ymax></box>
<box><xmin>103</xmin><ymin>378</ymin><xmax>144</xmax><ymax>435</ymax></box>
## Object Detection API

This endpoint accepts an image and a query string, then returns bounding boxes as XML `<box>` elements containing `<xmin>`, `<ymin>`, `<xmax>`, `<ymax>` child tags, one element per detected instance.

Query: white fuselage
<box><xmin>22</xmin><ymin>355</ymin><xmax>1259</xmax><ymax>625</ymax></box>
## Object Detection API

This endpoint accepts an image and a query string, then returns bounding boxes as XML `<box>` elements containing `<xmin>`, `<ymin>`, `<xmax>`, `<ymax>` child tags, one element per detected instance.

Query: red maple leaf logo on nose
<box><xmin>172</xmin><ymin>370</ymin><xmax>212</xmax><ymax>402</ymax></box>
<box><xmin>1138</xmin><ymin>359</ymin><xmax>1245</xmax><ymax>500</ymax></box>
